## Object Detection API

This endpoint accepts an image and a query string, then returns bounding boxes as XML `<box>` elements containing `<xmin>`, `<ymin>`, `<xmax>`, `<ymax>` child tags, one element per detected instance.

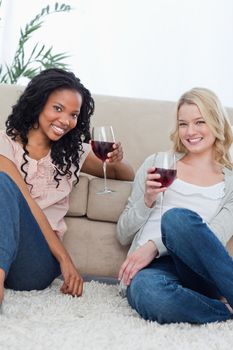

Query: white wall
<box><xmin>1</xmin><ymin>0</ymin><xmax>233</xmax><ymax>106</ymax></box>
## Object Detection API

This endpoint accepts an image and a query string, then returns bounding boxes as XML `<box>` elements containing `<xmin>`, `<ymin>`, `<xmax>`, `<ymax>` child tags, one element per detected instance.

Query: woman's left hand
<box><xmin>107</xmin><ymin>142</ymin><xmax>123</xmax><ymax>163</ymax></box>
<box><xmin>82</xmin><ymin>141</ymin><xmax>134</xmax><ymax>181</ymax></box>
<box><xmin>59</xmin><ymin>256</ymin><xmax>83</xmax><ymax>297</ymax></box>
<box><xmin>118</xmin><ymin>241</ymin><xmax>158</xmax><ymax>286</ymax></box>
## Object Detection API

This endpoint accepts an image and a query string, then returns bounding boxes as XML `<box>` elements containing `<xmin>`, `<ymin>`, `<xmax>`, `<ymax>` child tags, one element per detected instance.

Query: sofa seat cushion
<box><xmin>87</xmin><ymin>178</ymin><xmax>132</xmax><ymax>223</ymax></box>
<box><xmin>67</xmin><ymin>175</ymin><xmax>89</xmax><ymax>216</ymax></box>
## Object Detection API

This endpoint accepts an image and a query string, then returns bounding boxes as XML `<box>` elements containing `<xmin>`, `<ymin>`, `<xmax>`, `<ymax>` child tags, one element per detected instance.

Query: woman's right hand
<box><xmin>59</xmin><ymin>256</ymin><xmax>83</xmax><ymax>297</ymax></box>
<box><xmin>118</xmin><ymin>241</ymin><xmax>158</xmax><ymax>286</ymax></box>
<box><xmin>144</xmin><ymin>167</ymin><xmax>166</xmax><ymax>208</ymax></box>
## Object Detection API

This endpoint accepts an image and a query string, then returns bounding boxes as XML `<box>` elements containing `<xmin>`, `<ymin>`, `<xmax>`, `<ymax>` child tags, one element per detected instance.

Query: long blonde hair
<box><xmin>170</xmin><ymin>87</ymin><xmax>233</xmax><ymax>169</ymax></box>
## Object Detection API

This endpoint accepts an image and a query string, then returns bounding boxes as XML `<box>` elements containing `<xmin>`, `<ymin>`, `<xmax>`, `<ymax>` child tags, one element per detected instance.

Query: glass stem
<box><xmin>103</xmin><ymin>161</ymin><xmax>107</xmax><ymax>192</ymax></box>
<box><xmin>160</xmin><ymin>192</ymin><xmax>164</xmax><ymax>218</ymax></box>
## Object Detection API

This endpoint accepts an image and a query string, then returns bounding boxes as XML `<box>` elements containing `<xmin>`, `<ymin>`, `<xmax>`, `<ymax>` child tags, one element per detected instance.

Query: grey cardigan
<box><xmin>117</xmin><ymin>152</ymin><xmax>233</xmax><ymax>256</ymax></box>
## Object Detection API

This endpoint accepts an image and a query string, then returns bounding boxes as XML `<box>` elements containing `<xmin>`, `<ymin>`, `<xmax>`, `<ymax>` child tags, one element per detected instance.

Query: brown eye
<box><xmin>72</xmin><ymin>113</ymin><xmax>79</xmax><ymax>119</ymax></box>
<box><xmin>54</xmin><ymin>105</ymin><xmax>62</xmax><ymax>112</ymax></box>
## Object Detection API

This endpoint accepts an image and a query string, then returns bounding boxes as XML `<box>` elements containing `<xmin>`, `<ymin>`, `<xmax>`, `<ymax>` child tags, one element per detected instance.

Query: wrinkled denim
<box><xmin>0</xmin><ymin>172</ymin><xmax>60</xmax><ymax>291</ymax></box>
<box><xmin>127</xmin><ymin>208</ymin><xmax>233</xmax><ymax>324</ymax></box>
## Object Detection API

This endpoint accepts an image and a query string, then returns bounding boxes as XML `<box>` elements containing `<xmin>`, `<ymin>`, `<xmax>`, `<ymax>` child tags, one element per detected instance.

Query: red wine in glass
<box><xmin>91</xmin><ymin>141</ymin><xmax>114</xmax><ymax>162</ymax></box>
<box><xmin>153</xmin><ymin>168</ymin><xmax>177</xmax><ymax>187</ymax></box>
<box><xmin>153</xmin><ymin>152</ymin><xmax>177</xmax><ymax>217</ymax></box>
<box><xmin>91</xmin><ymin>126</ymin><xmax>115</xmax><ymax>194</ymax></box>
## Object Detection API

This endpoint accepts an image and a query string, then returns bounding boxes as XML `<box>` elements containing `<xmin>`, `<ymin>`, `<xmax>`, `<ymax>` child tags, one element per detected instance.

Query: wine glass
<box><xmin>153</xmin><ymin>152</ymin><xmax>177</xmax><ymax>216</ymax></box>
<box><xmin>91</xmin><ymin>126</ymin><xmax>115</xmax><ymax>194</ymax></box>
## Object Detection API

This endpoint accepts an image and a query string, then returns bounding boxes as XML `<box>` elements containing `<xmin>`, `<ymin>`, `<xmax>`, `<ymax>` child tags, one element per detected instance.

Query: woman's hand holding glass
<box><xmin>106</xmin><ymin>141</ymin><xmax>123</xmax><ymax>163</ymax></box>
<box><xmin>91</xmin><ymin>125</ymin><xmax>119</xmax><ymax>194</ymax></box>
<box><xmin>145</xmin><ymin>153</ymin><xmax>176</xmax><ymax>214</ymax></box>
<box><xmin>144</xmin><ymin>166</ymin><xmax>166</xmax><ymax>208</ymax></box>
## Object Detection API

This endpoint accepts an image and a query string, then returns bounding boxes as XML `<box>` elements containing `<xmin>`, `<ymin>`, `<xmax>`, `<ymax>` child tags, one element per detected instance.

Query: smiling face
<box><xmin>178</xmin><ymin>103</ymin><xmax>216</xmax><ymax>156</ymax></box>
<box><xmin>37</xmin><ymin>89</ymin><xmax>82</xmax><ymax>142</ymax></box>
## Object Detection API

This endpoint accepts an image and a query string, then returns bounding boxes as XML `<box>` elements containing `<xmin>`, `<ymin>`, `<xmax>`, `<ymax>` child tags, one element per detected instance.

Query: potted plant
<box><xmin>0</xmin><ymin>2</ymin><xmax>72</xmax><ymax>84</ymax></box>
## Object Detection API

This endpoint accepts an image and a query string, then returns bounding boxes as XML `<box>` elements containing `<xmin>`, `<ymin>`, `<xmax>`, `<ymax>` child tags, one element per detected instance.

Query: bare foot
<box><xmin>0</xmin><ymin>268</ymin><xmax>5</xmax><ymax>304</ymax></box>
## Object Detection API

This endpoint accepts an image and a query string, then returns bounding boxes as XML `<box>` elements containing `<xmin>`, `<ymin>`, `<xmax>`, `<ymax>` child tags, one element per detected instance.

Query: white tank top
<box><xmin>138</xmin><ymin>178</ymin><xmax>225</xmax><ymax>246</ymax></box>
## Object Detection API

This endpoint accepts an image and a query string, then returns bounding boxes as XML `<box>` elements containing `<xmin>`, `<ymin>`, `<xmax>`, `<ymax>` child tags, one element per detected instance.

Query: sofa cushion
<box><xmin>67</xmin><ymin>175</ymin><xmax>89</xmax><ymax>216</ymax></box>
<box><xmin>87</xmin><ymin>178</ymin><xmax>132</xmax><ymax>222</ymax></box>
<box><xmin>64</xmin><ymin>217</ymin><xmax>129</xmax><ymax>277</ymax></box>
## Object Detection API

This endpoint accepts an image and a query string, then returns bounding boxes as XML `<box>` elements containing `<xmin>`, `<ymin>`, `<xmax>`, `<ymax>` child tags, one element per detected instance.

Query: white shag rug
<box><xmin>1</xmin><ymin>279</ymin><xmax>233</xmax><ymax>350</ymax></box>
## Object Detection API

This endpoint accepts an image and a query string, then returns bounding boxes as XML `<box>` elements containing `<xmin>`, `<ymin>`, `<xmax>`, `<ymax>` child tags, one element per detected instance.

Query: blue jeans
<box><xmin>0</xmin><ymin>172</ymin><xmax>60</xmax><ymax>291</ymax></box>
<box><xmin>127</xmin><ymin>208</ymin><xmax>233</xmax><ymax>324</ymax></box>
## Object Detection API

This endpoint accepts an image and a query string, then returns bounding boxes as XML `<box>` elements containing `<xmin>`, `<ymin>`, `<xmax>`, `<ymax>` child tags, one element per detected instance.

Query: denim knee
<box><xmin>0</xmin><ymin>171</ymin><xmax>19</xmax><ymax>190</ymax></box>
<box><xmin>0</xmin><ymin>171</ymin><xmax>12</xmax><ymax>183</ymax></box>
<box><xmin>0</xmin><ymin>171</ymin><xmax>21</xmax><ymax>202</ymax></box>
<box><xmin>161</xmin><ymin>208</ymin><xmax>201</xmax><ymax>246</ymax></box>
<box><xmin>161</xmin><ymin>207</ymin><xmax>198</xmax><ymax>228</ymax></box>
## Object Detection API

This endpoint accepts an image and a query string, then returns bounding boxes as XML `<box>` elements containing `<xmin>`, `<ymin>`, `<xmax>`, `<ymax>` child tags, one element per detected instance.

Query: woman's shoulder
<box><xmin>0</xmin><ymin>130</ymin><xmax>17</xmax><ymax>148</ymax></box>
<box><xmin>223</xmin><ymin>168</ymin><xmax>233</xmax><ymax>196</ymax></box>
<box><xmin>0</xmin><ymin>130</ymin><xmax>17</xmax><ymax>145</ymax></box>
<box><xmin>224</xmin><ymin>166</ymin><xmax>233</xmax><ymax>174</ymax></box>
<box><xmin>144</xmin><ymin>153</ymin><xmax>156</xmax><ymax>164</ymax></box>
<box><xmin>3</xmin><ymin>131</ymin><xmax>24</xmax><ymax>154</ymax></box>
<box><xmin>224</xmin><ymin>167</ymin><xmax>233</xmax><ymax>180</ymax></box>
<box><xmin>0</xmin><ymin>130</ymin><xmax>22</xmax><ymax>164</ymax></box>
<box><xmin>0</xmin><ymin>129</ymin><xmax>8</xmax><ymax>139</ymax></box>
<box><xmin>137</xmin><ymin>153</ymin><xmax>156</xmax><ymax>172</ymax></box>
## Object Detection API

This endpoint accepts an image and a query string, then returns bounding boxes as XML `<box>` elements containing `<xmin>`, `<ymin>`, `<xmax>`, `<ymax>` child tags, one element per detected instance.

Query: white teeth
<box><xmin>51</xmin><ymin>124</ymin><xmax>65</xmax><ymax>135</ymax></box>
<box><xmin>187</xmin><ymin>138</ymin><xmax>202</xmax><ymax>144</ymax></box>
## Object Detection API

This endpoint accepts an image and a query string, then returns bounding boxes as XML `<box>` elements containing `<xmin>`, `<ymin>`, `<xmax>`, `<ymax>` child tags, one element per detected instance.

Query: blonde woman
<box><xmin>117</xmin><ymin>87</ymin><xmax>233</xmax><ymax>324</ymax></box>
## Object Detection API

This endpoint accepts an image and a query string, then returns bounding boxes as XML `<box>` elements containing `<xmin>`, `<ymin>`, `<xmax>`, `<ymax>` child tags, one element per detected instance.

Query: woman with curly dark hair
<box><xmin>0</xmin><ymin>68</ymin><xmax>134</xmax><ymax>308</ymax></box>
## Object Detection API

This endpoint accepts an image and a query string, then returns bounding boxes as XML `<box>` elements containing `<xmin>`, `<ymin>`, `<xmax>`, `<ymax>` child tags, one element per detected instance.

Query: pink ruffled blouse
<box><xmin>0</xmin><ymin>131</ymin><xmax>91</xmax><ymax>239</ymax></box>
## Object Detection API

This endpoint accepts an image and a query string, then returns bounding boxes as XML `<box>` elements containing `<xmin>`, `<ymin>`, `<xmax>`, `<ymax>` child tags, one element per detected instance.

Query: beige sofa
<box><xmin>1</xmin><ymin>83</ymin><xmax>233</xmax><ymax>279</ymax></box>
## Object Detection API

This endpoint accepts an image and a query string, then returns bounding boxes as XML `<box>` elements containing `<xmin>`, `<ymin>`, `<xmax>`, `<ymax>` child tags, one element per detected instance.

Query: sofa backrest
<box><xmin>1</xmin><ymin>83</ymin><xmax>233</xmax><ymax>172</ymax></box>
<box><xmin>92</xmin><ymin>95</ymin><xmax>233</xmax><ymax>171</ymax></box>
<box><xmin>92</xmin><ymin>95</ymin><xmax>177</xmax><ymax>171</ymax></box>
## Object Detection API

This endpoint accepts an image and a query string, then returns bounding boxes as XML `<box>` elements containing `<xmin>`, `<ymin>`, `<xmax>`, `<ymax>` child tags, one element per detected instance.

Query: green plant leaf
<box><xmin>34</xmin><ymin>44</ymin><xmax>46</xmax><ymax>59</ymax></box>
<box><xmin>0</xmin><ymin>2</ymin><xmax>73</xmax><ymax>84</ymax></box>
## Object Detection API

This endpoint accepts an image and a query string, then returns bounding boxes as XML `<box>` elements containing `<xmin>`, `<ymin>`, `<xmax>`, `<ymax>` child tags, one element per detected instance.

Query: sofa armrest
<box><xmin>87</xmin><ymin>178</ymin><xmax>132</xmax><ymax>222</ymax></box>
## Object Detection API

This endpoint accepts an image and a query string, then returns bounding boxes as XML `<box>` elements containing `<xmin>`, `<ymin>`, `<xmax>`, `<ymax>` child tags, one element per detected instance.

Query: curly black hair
<box><xmin>6</xmin><ymin>68</ymin><xmax>95</xmax><ymax>187</ymax></box>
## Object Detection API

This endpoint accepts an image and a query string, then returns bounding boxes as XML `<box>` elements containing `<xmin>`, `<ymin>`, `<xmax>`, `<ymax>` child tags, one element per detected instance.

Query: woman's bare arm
<box><xmin>0</xmin><ymin>155</ymin><xmax>83</xmax><ymax>296</ymax></box>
